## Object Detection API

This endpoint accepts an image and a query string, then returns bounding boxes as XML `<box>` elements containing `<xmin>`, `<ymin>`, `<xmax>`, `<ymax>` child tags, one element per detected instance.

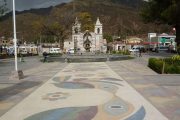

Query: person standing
<box><xmin>43</xmin><ymin>51</ymin><xmax>48</xmax><ymax>62</ymax></box>
<box><xmin>139</xmin><ymin>48</ymin><xmax>142</xmax><ymax>57</ymax></box>
<box><xmin>19</xmin><ymin>50</ymin><xmax>25</xmax><ymax>62</ymax></box>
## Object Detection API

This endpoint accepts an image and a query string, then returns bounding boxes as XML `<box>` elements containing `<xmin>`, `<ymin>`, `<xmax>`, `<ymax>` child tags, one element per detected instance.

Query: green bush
<box><xmin>164</xmin><ymin>58</ymin><xmax>173</xmax><ymax>65</ymax></box>
<box><xmin>116</xmin><ymin>51</ymin><xmax>122</xmax><ymax>54</ymax></box>
<box><xmin>148</xmin><ymin>57</ymin><xmax>180</xmax><ymax>74</ymax></box>
<box><xmin>48</xmin><ymin>53</ymin><xmax>62</xmax><ymax>57</ymax></box>
<box><xmin>112</xmin><ymin>51</ymin><xmax>117</xmax><ymax>54</ymax></box>
<box><xmin>123</xmin><ymin>50</ymin><xmax>130</xmax><ymax>55</ymax></box>
<box><xmin>111</xmin><ymin>50</ymin><xmax>130</xmax><ymax>55</ymax></box>
<box><xmin>165</xmin><ymin>65</ymin><xmax>180</xmax><ymax>74</ymax></box>
<box><xmin>148</xmin><ymin>58</ymin><xmax>163</xmax><ymax>73</ymax></box>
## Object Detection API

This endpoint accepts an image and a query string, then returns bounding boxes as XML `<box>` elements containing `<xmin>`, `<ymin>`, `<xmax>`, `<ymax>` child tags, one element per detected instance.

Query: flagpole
<box><xmin>13</xmin><ymin>0</ymin><xmax>18</xmax><ymax>71</ymax></box>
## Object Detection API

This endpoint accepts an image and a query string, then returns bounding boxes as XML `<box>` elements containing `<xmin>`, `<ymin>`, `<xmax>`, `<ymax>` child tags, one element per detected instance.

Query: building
<box><xmin>0</xmin><ymin>37</ymin><xmax>13</xmax><ymax>47</ymax></box>
<box><xmin>126</xmin><ymin>37</ymin><xmax>143</xmax><ymax>45</ymax></box>
<box><xmin>0</xmin><ymin>37</ymin><xmax>14</xmax><ymax>54</ymax></box>
<box><xmin>64</xmin><ymin>17</ymin><xmax>107</xmax><ymax>53</ymax></box>
<box><xmin>108</xmin><ymin>36</ymin><xmax>144</xmax><ymax>52</ymax></box>
<box><xmin>145</xmin><ymin>33</ymin><xmax>176</xmax><ymax>51</ymax></box>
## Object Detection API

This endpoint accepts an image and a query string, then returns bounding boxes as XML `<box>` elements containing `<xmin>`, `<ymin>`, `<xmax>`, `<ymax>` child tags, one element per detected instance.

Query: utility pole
<box><xmin>13</xmin><ymin>0</ymin><xmax>18</xmax><ymax>71</ymax></box>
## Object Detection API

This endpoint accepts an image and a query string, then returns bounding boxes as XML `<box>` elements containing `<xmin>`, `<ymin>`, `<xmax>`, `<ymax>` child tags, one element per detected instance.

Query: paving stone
<box><xmin>0</xmin><ymin>62</ymin><xmax>168</xmax><ymax>120</ymax></box>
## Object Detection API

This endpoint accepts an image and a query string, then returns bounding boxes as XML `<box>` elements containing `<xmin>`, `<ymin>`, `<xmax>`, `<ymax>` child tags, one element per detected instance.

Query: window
<box><xmin>118</xmin><ymin>46</ymin><xmax>121</xmax><ymax>51</ymax></box>
<box><xmin>74</xmin><ymin>27</ymin><xmax>78</xmax><ymax>34</ymax></box>
<box><xmin>97</xmin><ymin>28</ymin><xmax>100</xmax><ymax>34</ymax></box>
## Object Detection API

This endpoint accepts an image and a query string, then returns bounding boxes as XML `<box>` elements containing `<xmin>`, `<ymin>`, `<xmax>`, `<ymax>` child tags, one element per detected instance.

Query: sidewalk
<box><xmin>107</xmin><ymin>57</ymin><xmax>180</xmax><ymax>120</ymax></box>
<box><xmin>0</xmin><ymin>62</ymin><xmax>67</xmax><ymax>117</ymax></box>
<box><xmin>0</xmin><ymin>62</ymin><xmax>168</xmax><ymax>120</ymax></box>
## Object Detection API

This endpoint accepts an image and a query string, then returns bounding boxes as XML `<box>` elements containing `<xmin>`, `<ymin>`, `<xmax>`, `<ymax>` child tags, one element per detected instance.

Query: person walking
<box><xmin>139</xmin><ymin>48</ymin><xmax>142</xmax><ymax>57</ymax></box>
<box><xmin>19</xmin><ymin>50</ymin><xmax>25</xmax><ymax>62</ymax></box>
<box><xmin>43</xmin><ymin>51</ymin><xmax>48</xmax><ymax>62</ymax></box>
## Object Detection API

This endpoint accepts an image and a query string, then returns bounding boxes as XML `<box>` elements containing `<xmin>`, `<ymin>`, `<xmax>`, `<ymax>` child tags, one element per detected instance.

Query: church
<box><xmin>64</xmin><ymin>17</ymin><xmax>107</xmax><ymax>53</ymax></box>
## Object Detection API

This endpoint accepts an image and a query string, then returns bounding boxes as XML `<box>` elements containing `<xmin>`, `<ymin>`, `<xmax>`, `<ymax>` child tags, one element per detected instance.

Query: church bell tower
<box><xmin>94</xmin><ymin>17</ymin><xmax>102</xmax><ymax>35</ymax></box>
<box><xmin>72</xmin><ymin>17</ymin><xmax>81</xmax><ymax>34</ymax></box>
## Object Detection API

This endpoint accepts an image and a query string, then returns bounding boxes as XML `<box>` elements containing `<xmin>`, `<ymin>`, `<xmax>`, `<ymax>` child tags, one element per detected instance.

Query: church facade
<box><xmin>64</xmin><ymin>18</ymin><xmax>107</xmax><ymax>53</ymax></box>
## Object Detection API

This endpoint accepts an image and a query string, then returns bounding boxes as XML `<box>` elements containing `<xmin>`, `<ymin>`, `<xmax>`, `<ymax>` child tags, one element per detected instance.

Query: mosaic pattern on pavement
<box><xmin>0</xmin><ymin>63</ymin><xmax>168</xmax><ymax>120</ymax></box>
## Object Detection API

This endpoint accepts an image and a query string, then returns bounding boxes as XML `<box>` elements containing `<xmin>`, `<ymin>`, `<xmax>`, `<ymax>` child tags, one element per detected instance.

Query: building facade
<box><xmin>64</xmin><ymin>17</ymin><xmax>107</xmax><ymax>53</ymax></box>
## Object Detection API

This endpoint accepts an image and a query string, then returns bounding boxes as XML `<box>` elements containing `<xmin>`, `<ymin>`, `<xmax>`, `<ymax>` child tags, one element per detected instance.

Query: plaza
<box><xmin>0</xmin><ymin>1</ymin><xmax>179</xmax><ymax>119</ymax></box>
<box><xmin>0</xmin><ymin>53</ymin><xmax>179</xmax><ymax>120</ymax></box>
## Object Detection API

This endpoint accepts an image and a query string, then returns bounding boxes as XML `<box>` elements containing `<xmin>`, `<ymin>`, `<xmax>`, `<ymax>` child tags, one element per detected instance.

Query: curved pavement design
<box><xmin>0</xmin><ymin>62</ymin><xmax>168</xmax><ymax>120</ymax></box>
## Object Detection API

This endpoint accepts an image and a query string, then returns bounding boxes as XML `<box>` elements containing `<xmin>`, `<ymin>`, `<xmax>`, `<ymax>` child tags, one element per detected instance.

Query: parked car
<box><xmin>67</xmin><ymin>48</ymin><xmax>74</xmax><ymax>54</ymax></box>
<box><xmin>129</xmin><ymin>46</ymin><xmax>145</xmax><ymax>53</ymax></box>
<box><xmin>7</xmin><ymin>47</ymin><xmax>14</xmax><ymax>55</ymax></box>
<box><xmin>157</xmin><ymin>46</ymin><xmax>169</xmax><ymax>52</ymax></box>
<box><xmin>152</xmin><ymin>46</ymin><xmax>169</xmax><ymax>52</ymax></box>
<box><xmin>18</xmin><ymin>46</ymin><xmax>27</xmax><ymax>55</ymax></box>
<box><xmin>20</xmin><ymin>50</ymin><xmax>28</xmax><ymax>55</ymax></box>
<box><xmin>49</xmin><ymin>48</ymin><xmax>61</xmax><ymax>54</ymax></box>
<box><xmin>129</xmin><ymin>47</ymin><xmax>139</xmax><ymax>52</ymax></box>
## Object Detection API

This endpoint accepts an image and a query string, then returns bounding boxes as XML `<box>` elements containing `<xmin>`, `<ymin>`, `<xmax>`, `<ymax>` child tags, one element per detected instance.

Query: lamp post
<box><xmin>13</xmin><ymin>0</ymin><xmax>18</xmax><ymax>71</ymax></box>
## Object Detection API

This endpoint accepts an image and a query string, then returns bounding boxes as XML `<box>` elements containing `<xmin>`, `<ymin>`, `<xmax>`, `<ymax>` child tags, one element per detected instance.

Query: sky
<box><xmin>5</xmin><ymin>0</ymin><xmax>72</xmax><ymax>11</ymax></box>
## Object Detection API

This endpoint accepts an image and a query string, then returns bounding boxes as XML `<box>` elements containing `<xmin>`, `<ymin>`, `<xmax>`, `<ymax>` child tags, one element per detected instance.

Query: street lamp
<box><xmin>13</xmin><ymin>0</ymin><xmax>18</xmax><ymax>71</ymax></box>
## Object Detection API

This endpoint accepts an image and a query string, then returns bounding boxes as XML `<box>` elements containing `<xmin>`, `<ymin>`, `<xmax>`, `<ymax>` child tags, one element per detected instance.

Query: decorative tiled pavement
<box><xmin>0</xmin><ymin>63</ymin><xmax>168</xmax><ymax>120</ymax></box>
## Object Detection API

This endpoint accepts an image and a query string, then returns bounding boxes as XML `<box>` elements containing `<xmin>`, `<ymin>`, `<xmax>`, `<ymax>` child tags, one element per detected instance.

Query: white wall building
<box><xmin>64</xmin><ymin>17</ymin><xmax>107</xmax><ymax>53</ymax></box>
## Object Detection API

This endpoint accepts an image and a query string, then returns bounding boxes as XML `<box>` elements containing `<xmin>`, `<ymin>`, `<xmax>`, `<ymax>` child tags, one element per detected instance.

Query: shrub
<box><xmin>148</xmin><ymin>57</ymin><xmax>180</xmax><ymax>74</ymax></box>
<box><xmin>112</xmin><ymin>51</ymin><xmax>117</xmax><ymax>54</ymax></box>
<box><xmin>123</xmin><ymin>50</ymin><xmax>130</xmax><ymax>55</ymax></box>
<box><xmin>148</xmin><ymin>58</ymin><xmax>163</xmax><ymax>73</ymax></box>
<box><xmin>112</xmin><ymin>50</ymin><xmax>130</xmax><ymax>55</ymax></box>
<box><xmin>166</xmin><ymin>65</ymin><xmax>180</xmax><ymax>74</ymax></box>
<box><xmin>48</xmin><ymin>53</ymin><xmax>62</xmax><ymax>57</ymax></box>
<box><xmin>172</xmin><ymin>55</ymin><xmax>180</xmax><ymax>60</ymax></box>
<box><xmin>0</xmin><ymin>53</ymin><xmax>8</xmax><ymax>59</ymax></box>
<box><xmin>117</xmin><ymin>51</ymin><xmax>123</xmax><ymax>54</ymax></box>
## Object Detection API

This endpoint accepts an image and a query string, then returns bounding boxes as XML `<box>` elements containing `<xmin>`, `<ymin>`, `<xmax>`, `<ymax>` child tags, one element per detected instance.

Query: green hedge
<box><xmin>166</xmin><ymin>65</ymin><xmax>180</xmax><ymax>74</ymax></box>
<box><xmin>148</xmin><ymin>58</ymin><xmax>163</xmax><ymax>74</ymax></box>
<box><xmin>112</xmin><ymin>50</ymin><xmax>130</xmax><ymax>55</ymax></box>
<box><xmin>48</xmin><ymin>53</ymin><xmax>62</xmax><ymax>57</ymax></box>
<box><xmin>148</xmin><ymin>56</ymin><xmax>180</xmax><ymax>74</ymax></box>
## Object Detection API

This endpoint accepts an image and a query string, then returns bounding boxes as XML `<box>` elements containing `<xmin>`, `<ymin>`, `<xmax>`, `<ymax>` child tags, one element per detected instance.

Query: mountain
<box><xmin>5</xmin><ymin>0</ymin><xmax>72</xmax><ymax>11</ymax></box>
<box><xmin>110</xmin><ymin>0</ymin><xmax>143</xmax><ymax>8</ymax></box>
<box><xmin>0</xmin><ymin>0</ymin><xmax>170</xmax><ymax>42</ymax></box>
<box><xmin>5</xmin><ymin>0</ymin><xmax>143</xmax><ymax>11</ymax></box>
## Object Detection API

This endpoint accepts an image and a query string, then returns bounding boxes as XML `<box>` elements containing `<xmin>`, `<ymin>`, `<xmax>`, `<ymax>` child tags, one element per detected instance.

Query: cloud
<box><xmin>6</xmin><ymin>0</ymin><xmax>72</xmax><ymax>11</ymax></box>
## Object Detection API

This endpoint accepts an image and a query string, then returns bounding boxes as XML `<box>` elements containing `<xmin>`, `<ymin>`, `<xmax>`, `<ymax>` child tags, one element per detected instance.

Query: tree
<box><xmin>140</xmin><ymin>0</ymin><xmax>180</xmax><ymax>46</ymax></box>
<box><xmin>50</xmin><ymin>22</ymin><xmax>68</xmax><ymax>50</ymax></box>
<box><xmin>42</xmin><ymin>22</ymin><xmax>68</xmax><ymax>50</ymax></box>
<box><xmin>104</xmin><ymin>34</ymin><xmax>113</xmax><ymax>43</ymax></box>
<box><xmin>31</xmin><ymin>18</ymin><xmax>46</xmax><ymax>44</ymax></box>
<box><xmin>0</xmin><ymin>0</ymin><xmax>7</xmax><ymax>18</ymax></box>
<box><xmin>78</xmin><ymin>12</ymin><xmax>94</xmax><ymax>31</ymax></box>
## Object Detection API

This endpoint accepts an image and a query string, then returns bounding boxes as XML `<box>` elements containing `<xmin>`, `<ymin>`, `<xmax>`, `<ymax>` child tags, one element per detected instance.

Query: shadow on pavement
<box><xmin>0</xmin><ymin>81</ymin><xmax>41</xmax><ymax>101</ymax></box>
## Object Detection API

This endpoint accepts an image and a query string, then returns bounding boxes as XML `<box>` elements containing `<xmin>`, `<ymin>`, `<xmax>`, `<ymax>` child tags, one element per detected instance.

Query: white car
<box><xmin>129</xmin><ymin>46</ymin><xmax>144</xmax><ymax>53</ymax></box>
<box><xmin>49</xmin><ymin>48</ymin><xmax>61</xmax><ymax>54</ymax></box>
<box><xmin>129</xmin><ymin>47</ymin><xmax>140</xmax><ymax>52</ymax></box>
<box><xmin>20</xmin><ymin>50</ymin><xmax>28</xmax><ymax>55</ymax></box>
<box><xmin>68</xmin><ymin>48</ymin><xmax>74</xmax><ymax>54</ymax></box>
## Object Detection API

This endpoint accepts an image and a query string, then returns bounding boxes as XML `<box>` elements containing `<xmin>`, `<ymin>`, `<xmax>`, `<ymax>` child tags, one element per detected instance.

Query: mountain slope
<box><xmin>110</xmin><ymin>0</ymin><xmax>143</xmax><ymax>8</ymax></box>
<box><xmin>0</xmin><ymin>0</ymin><xmax>170</xmax><ymax>41</ymax></box>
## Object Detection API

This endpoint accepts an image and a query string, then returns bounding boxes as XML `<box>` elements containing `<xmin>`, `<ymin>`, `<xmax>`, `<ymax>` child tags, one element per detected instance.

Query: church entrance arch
<box><xmin>83</xmin><ymin>30</ymin><xmax>92</xmax><ymax>52</ymax></box>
